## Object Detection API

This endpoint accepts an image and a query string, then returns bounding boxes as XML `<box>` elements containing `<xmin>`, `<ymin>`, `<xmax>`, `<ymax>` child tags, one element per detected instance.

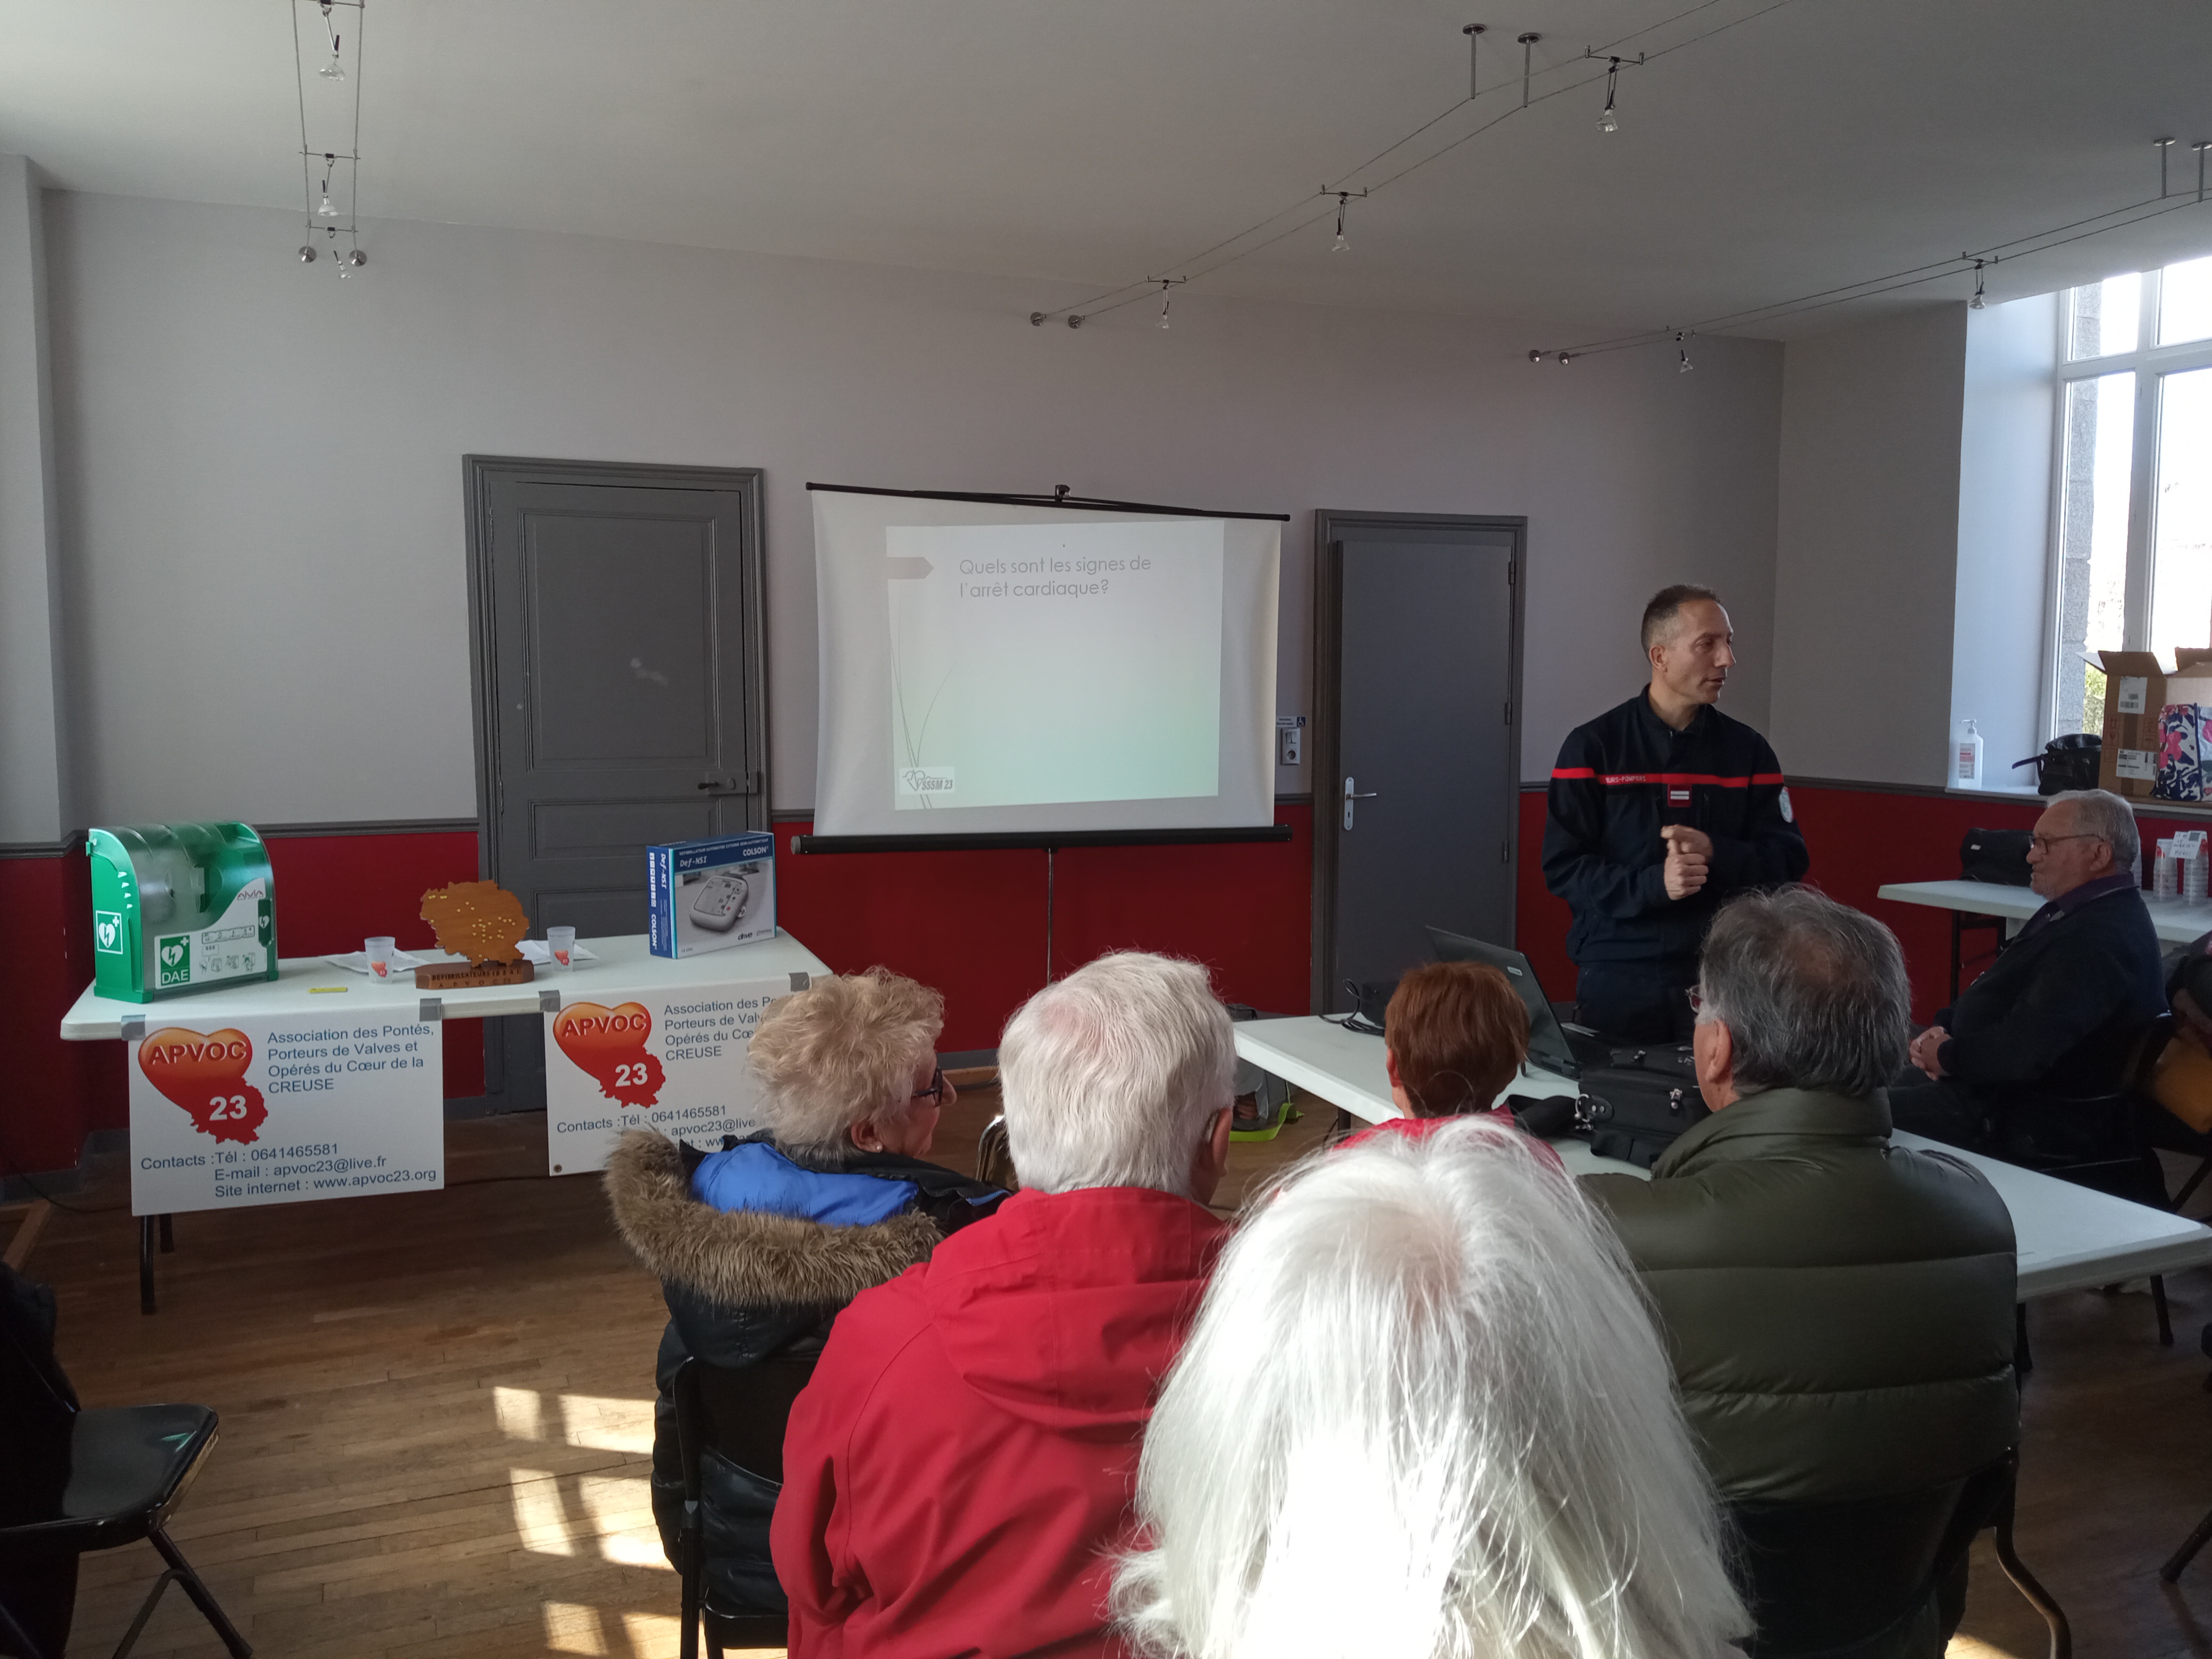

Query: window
<box><xmin>2048</xmin><ymin>254</ymin><xmax>2212</xmax><ymax>738</ymax></box>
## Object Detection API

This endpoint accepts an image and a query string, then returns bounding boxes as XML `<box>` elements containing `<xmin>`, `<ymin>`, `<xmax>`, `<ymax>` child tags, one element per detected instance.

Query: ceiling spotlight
<box><xmin>347</xmin><ymin>248</ymin><xmax>366</xmax><ymax>268</ymax></box>
<box><xmin>1558</xmin><ymin>351</ymin><xmax>1575</xmax><ymax>364</ymax></box>
<box><xmin>1598</xmin><ymin>60</ymin><xmax>1620</xmax><ymax>132</ymax></box>
<box><xmin>1331</xmin><ymin>192</ymin><xmax>1351</xmax><ymax>254</ymax></box>
<box><xmin>1527</xmin><ymin>349</ymin><xmax>1544</xmax><ymax>363</ymax></box>
<box><xmin>1158</xmin><ymin>280</ymin><xmax>1173</xmax><ymax>329</ymax></box>
<box><xmin>1675</xmin><ymin>332</ymin><xmax>1693</xmax><ymax>373</ymax></box>
<box><xmin>1970</xmin><ymin>258</ymin><xmax>1986</xmax><ymax>310</ymax></box>
<box><xmin>298</xmin><ymin>245</ymin><xmax>317</xmax><ymax>263</ymax></box>
<box><xmin>318</xmin><ymin>2</ymin><xmax>345</xmax><ymax>79</ymax></box>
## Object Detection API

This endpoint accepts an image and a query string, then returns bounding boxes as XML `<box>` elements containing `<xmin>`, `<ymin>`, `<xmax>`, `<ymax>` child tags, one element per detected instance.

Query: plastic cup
<box><xmin>365</xmin><ymin>936</ymin><xmax>396</xmax><ymax>979</ymax></box>
<box><xmin>547</xmin><ymin>926</ymin><xmax>576</xmax><ymax>970</ymax></box>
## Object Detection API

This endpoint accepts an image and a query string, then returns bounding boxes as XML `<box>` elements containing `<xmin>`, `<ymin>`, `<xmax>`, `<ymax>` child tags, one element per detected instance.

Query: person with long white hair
<box><xmin>1115</xmin><ymin>1116</ymin><xmax>1748</xmax><ymax>1659</ymax></box>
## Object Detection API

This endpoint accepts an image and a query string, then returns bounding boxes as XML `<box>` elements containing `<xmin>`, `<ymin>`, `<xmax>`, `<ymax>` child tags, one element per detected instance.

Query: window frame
<box><xmin>2042</xmin><ymin>265</ymin><xmax>2212</xmax><ymax>740</ymax></box>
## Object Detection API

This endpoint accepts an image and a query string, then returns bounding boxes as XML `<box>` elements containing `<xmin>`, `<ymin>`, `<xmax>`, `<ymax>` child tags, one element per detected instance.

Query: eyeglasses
<box><xmin>911</xmin><ymin>1066</ymin><xmax>946</xmax><ymax>1105</ymax></box>
<box><xmin>2030</xmin><ymin>832</ymin><xmax>2103</xmax><ymax>855</ymax></box>
<box><xmin>1685</xmin><ymin>986</ymin><xmax>1707</xmax><ymax>1017</ymax></box>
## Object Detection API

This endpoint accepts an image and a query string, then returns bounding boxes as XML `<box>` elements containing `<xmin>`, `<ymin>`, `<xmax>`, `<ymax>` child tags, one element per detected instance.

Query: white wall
<box><xmin>1953</xmin><ymin>290</ymin><xmax>2058</xmax><ymax>776</ymax></box>
<box><xmin>45</xmin><ymin>191</ymin><xmax>1783</xmax><ymax>825</ymax></box>
<box><xmin>1769</xmin><ymin>303</ymin><xmax>1968</xmax><ymax>786</ymax></box>
<box><xmin>0</xmin><ymin>157</ymin><xmax>70</xmax><ymax>843</ymax></box>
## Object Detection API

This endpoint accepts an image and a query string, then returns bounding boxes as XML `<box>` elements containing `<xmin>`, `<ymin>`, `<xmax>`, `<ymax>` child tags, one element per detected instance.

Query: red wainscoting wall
<box><xmin>1514</xmin><ymin>783</ymin><xmax>2209</xmax><ymax>1026</ymax></box>
<box><xmin>773</xmin><ymin>806</ymin><xmax>1314</xmax><ymax>1053</ymax></box>
<box><xmin>9</xmin><ymin>786</ymin><xmax>2202</xmax><ymax>1181</ymax></box>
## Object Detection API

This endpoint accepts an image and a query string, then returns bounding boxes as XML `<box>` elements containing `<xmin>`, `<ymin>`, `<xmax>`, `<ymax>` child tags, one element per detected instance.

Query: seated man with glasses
<box><xmin>1889</xmin><ymin>788</ymin><xmax>2166</xmax><ymax>1158</ymax></box>
<box><xmin>1586</xmin><ymin>886</ymin><xmax>2017</xmax><ymax>1659</ymax></box>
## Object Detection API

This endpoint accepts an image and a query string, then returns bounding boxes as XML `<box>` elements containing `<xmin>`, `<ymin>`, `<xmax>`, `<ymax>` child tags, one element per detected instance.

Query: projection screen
<box><xmin>810</xmin><ymin>486</ymin><xmax>1283</xmax><ymax>843</ymax></box>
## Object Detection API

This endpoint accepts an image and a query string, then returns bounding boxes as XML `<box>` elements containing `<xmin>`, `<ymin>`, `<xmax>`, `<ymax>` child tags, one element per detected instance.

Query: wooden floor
<box><xmin>10</xmin><ymin>1095</ymin><xmax>2212</xmax><ymax>1657</ymax></box>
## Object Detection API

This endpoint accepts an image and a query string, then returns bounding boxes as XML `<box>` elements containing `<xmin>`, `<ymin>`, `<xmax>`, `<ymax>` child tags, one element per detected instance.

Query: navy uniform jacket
<box><xmin>1541</xmin><ymin>692</ymin><xmax>1808</xmax><ymax>969</ymax></box>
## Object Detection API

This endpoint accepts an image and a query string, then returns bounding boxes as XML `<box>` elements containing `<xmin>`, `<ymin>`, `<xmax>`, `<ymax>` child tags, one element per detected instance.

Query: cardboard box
<box><xmin>648</xmin><ymin>831</ymin><xmax>777</xmax><ymax>958</ymax></box>
<box><xmin>2097</xmin><ymin>649</ymin><xmax>2212</xmax><ymax>800</ymax></box>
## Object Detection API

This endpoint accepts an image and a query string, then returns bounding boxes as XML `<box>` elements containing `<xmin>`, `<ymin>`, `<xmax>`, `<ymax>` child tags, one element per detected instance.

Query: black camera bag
<box><xmin>1959</xmin><ymin>828</ymin><xmax>2033</xmax><ymax>886</ymax></box>
<box><xmin>1580</xmin><ymin>1047</ymin><xmax>1708</xmax><ymax>1168</ymax></box>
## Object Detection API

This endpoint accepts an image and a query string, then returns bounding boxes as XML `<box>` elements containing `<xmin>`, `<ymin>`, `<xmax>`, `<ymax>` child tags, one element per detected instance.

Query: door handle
<box><xmin>1343</xmin><ymin>776</ymin><xmax>1379</xmax><ymax>831</ymax></box>
<box><xmin>697</xmin><ymin>771</ymin><xmax>760</xmax><ymax>794</ymax></box>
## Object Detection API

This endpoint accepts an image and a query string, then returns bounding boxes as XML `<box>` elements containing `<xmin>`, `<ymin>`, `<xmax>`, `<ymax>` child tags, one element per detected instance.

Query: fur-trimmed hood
<box><xmin>605</xmin><ymin>1128</ymin><xmax>942</xmax><ymax>1310</ymax></box>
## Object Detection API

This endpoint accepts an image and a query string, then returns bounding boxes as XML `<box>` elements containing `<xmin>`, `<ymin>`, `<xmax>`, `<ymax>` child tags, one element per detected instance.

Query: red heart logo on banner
<box><xmin>139</xmin><ymin>1027</ymin><xmax>269</xmax><ymax>1146</ymax></box>
<box><xmin>552</xmin><ymin>1002</ymin><xmax>665</xmax><ymax>1108</ymax></box>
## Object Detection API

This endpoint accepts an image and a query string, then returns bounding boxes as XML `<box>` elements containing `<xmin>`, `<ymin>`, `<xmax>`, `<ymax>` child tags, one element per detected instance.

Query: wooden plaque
<box><xmin>414</xmin><ymin>959</ymin><xmax>535</xmax><ymax>990</ymax></box>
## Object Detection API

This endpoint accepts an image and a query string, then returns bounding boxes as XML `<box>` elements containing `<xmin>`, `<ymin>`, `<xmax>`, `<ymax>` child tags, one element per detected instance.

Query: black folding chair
<box><xmin>1997</xmin><ymin>1016</ymin><xmax>2177</xmax><ymax>1347</ymax></box>
<box><xmin>1728</xmin><ymin>1448</ymin><xmax>2067</xmax><ymax>1659</ymax></box>
<box><xmin>0</xmin><ymin>1403</ymin><xmax>252</xmax><ymax>1659</ymax></box>
<box><xmin>672</xmin><ymin>1352</ymin><xmax>819</xmax><ymax>1659</ymax></box>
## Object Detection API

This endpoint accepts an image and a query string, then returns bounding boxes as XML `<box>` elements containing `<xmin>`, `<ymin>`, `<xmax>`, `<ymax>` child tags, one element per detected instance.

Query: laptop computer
<box><xmin>1425</xmin><ymin>926</ymin><xmax>1615</xmax><ymax>1078</ymax></box>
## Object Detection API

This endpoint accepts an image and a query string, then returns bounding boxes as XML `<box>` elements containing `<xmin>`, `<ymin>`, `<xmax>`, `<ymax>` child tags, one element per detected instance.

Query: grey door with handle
<box><xmin>1313</xmin><ymin>514</ymin><xmax>1524</xmax><ymax>1013</ymax></box>
<box><xmin>466</xmin><ymin>457</ymin><xmax>767</xmax><ymax>1108</ymax></box>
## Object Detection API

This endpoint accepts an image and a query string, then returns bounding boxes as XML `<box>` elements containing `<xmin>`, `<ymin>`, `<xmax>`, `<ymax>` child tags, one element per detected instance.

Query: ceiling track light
<box><xmin>2158</xmin><ymin>136</ymin><xmax>2177</xmax><ymax>197</ymax></box>
<box><xmin>1584</xmin><ymin>49</ymin><xmax>1643</xmax><ymax>133</ymax></box>
<box><xmin>1462</xmin><ymin>23</ymin><xmax>1485</xmax><ymax>100</ymax></box>
<box><xmin>318</xmin><ymin>1</ymin><xmax>345</xmax><ymax>79</ymax></box>
<box><xmin>1969</xmin><ymin>257</ymin><xmax>1987</xmax><ymax>309</ymax></box>
<box><xmin>2195</xmin><ymin>140</ymin><xmax>2210</xmax><ymax>204</ymax></box>
<box><xmin>1154</xmin><ymin>276</ymin><xmax>1186</xmax><ymax>328</ymax></box>
<box><xmin>291</xmin><ymin>0</ymin><xmax>368</xmax><ymax>277</ymax></box>
<box><xmin>1328</xmin><ymin>188</ymin><xmax>1368</xmax><ymax>254</ymax></box>
<box><xmin>1517</xmin><ymin>33</ymin><xmax>1541</xmax><ymax>108</ymax></box>
<box><xmin>1675</xmin><ymin>331</ymin><xmax>1694</xmax><ymax>373</ymax></box>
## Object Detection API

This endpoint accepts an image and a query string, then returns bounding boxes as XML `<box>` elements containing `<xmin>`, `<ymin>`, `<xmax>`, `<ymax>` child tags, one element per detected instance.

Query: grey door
<box><xmin>466</xmin><ymin>457</ymin><xmax>767</xmax><ymax>1108</ymax></box>
<box><xmin>1313</xmin><ymin>515</ymin><xmax>1524</xmax><ymax>1013</ymax></box>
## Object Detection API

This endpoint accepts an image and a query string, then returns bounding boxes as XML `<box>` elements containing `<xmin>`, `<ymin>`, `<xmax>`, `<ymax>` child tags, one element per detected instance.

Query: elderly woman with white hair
<box><xmin>1114</xmin><ymin>1116</ymin><xmax>1748</xmax><ymax>1659</ymax></box>
<box><xmin>605</xmin><ymin>967</ymin><xmax>1006</xmax><ymax>1622</ymax></box>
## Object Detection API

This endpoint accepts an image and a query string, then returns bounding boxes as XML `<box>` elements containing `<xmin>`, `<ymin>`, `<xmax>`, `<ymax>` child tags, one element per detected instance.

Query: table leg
<box><xmin>139</xmin><ymin>1216</ymin><xmax>158</xmax><ymax>1315</ymax></box>
<box><xmin>158</xmin><ymin>1212</ymin><xmax>174</xmax><ymax>1253</ymax></box>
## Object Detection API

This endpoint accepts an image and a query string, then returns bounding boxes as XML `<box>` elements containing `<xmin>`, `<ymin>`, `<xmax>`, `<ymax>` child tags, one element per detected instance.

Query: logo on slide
<box><xmin>898</xmin><ymin>766</ymin><xmax>955</xmax><ymax>798</ymax></box>
<box><xmin>139</xmin><ymin>1026</ymin><xmax>267</xmax><ymax>1145</ymax></box>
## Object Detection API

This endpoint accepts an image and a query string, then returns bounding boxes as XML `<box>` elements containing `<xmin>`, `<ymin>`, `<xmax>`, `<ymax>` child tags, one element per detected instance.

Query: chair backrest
<box><xmin>673</xmin><ymin>1351</ymin><xmax>819</xmax><ymax>1494</ymax></box>
<box><xmin>1727</xmin><ymin>1453</ymin><xmax>2014</xmax><ymax>1657</ymax></box>
<box><xmin>976</xmin><ymin>1113</ymin><xmax>1018</xmax><ymax>1192</ymax></box>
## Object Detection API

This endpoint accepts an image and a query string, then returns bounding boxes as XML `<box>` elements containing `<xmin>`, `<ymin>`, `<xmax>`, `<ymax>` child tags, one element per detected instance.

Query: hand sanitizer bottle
<box><xmin>1956</xmin><ymin>719</ymin><xmax>1984</xmax><ymax>790</ymax></box>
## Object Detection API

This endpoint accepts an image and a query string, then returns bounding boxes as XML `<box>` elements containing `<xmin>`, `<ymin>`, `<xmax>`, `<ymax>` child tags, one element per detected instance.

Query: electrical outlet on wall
<box><xmin>1276</xmin><ymin>715</ymin><xmax>1305</xmax><ymax>766</ymax></box>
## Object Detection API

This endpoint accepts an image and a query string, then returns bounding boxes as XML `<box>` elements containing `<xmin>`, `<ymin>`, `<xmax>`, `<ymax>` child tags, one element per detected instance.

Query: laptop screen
<box><xmin>1425</xmin><ymin>925</ymin><xmax>1582</xmax><ymax>1080</ymax></box>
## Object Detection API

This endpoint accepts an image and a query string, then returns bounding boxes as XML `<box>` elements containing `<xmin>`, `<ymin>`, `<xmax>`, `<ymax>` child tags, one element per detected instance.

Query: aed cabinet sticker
<box><xmin>129</xmin><ymin>1016</ymin><xmax>444</xmax><ymax>1216</ymax></box>
<box><xmin>542</xmin><ymin>979</ymin><xmax>787</xmax><ymax>1176</ymax></box>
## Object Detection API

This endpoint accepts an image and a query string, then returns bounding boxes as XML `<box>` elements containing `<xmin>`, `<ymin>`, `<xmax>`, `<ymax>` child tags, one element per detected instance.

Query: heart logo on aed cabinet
<box><xmin>552</xmin><ymin>1002</ymin><xmax>665</xmax><ymax>1108</ymax></box>
<box><xmin>139</xmin><ymin>1027</ymin><xmax>269</xmax><ymax>1145</ymax></box>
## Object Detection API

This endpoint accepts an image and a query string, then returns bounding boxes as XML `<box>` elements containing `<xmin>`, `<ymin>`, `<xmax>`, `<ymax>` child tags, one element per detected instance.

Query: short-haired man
<box><xmin>1586</xmin><ymin>887</ymin><xmax>2018</xmax><ymax>1656</ymax></box>
<box><xmin>772</xmin><ymin>951</ymin><xmax>1236</xmax><ymax>1657</ymax></box>
<box><xmin>1541</xmin><ymin>585</ymin><xmax>1808</xmax><ymax>1043</ymax></box>
<box><xmin>1890</xmin><ymin>788</ymin><xmax>2166</xmax><ymax>1158</ymax></box>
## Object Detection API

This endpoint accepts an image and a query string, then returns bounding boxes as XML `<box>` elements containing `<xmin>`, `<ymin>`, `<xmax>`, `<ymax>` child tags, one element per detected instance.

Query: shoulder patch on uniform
<box><xmin>1779</xmin><ymin>786</ymin><xmax>1794</xmax><ymax>824</ymax></box>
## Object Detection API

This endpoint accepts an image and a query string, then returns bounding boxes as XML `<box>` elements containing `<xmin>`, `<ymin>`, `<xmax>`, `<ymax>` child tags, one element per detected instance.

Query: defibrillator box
<box><xmin>87</xmin><ymin>823</ymin><xmax>279</xmax><ymax>1003</ymax></box>
<box><xmin>648</xmin><ymin>831</ymin><xmax>777</xmax><ymax>958</ymax></box>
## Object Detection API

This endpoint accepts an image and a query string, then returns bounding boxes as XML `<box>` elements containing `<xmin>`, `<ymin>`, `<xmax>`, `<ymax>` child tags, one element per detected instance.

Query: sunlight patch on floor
<box><xmin>1947</xmin><ymin>1637</ymin><xmax>2024</xmax><ymax>1658</ymax></box>
<box><xmin>495</xmin><ymin>1383</ymin><xmax>655</xmax><ymax>1452</ymax></box>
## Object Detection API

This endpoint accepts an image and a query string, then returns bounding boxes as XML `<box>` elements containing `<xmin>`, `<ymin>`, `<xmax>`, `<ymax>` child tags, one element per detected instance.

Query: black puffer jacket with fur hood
<box><xmin>604</xmin><ymin>1128</ymin><xmax>1004</xmax><ymax>1615</ymax></box>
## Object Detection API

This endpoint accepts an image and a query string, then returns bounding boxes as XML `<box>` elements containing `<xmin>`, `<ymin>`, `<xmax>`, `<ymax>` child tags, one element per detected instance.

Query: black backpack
<box><xmin>1959</xmin><ymin>828</ymin><xmax>2033</xmax><ymax>886</ymax></box>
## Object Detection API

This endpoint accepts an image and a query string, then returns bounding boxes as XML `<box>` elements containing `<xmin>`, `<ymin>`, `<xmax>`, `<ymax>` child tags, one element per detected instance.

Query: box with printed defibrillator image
<box><xmin>647</xmin><ymin>831</ymin><xmax>777</xmax><ymax>958</ymax></box>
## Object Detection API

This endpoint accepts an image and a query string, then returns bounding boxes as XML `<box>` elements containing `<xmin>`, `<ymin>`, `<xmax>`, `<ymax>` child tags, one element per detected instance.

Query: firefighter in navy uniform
<box><xmin>1541</xmin><ymin>584</ymin><xmax>1809</xmax><ymax>1043</ymax></box>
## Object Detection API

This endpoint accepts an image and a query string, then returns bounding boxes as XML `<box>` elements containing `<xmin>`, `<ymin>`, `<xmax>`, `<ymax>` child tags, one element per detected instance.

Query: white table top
<box><xmin>1877</xmin><ymin>878</ymin><xmax>2212</xmax><ymax>945</ymax></box>
<box><xmin>1233</xmin><ymin>1015</ymin><xmax>2212</xmax><ymax>1301</ymax></box>
<box><xmin>58</xmin><ymin>931</ymin><xmax>832</xmax><ymax>1040</ymax></box>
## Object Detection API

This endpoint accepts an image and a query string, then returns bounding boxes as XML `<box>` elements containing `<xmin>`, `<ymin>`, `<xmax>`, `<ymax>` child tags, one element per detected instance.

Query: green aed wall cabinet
<box><xmin>87</xmin><ymin>823</ymin><xmax>278</xmax><ymax>1003</ymax></box>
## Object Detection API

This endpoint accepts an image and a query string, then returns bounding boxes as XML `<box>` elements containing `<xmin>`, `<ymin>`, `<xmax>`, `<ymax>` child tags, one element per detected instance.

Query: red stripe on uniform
<box><xmin>1551</xmin><ymin>767</ymin><xmax>1597</xmax><ymax>779</ymax></box>
<box><xmin>1552</xmin><ymin>769</ymin><xmax>1787</xmax><ymax>787</ymax></box>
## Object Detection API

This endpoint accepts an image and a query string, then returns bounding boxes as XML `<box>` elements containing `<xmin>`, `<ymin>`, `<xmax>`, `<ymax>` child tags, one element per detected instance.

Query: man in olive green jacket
<box><xmin>1586</xmin><ymin>886</ymin><xmax>2018</xmax><ymax>1659</ymax></box>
